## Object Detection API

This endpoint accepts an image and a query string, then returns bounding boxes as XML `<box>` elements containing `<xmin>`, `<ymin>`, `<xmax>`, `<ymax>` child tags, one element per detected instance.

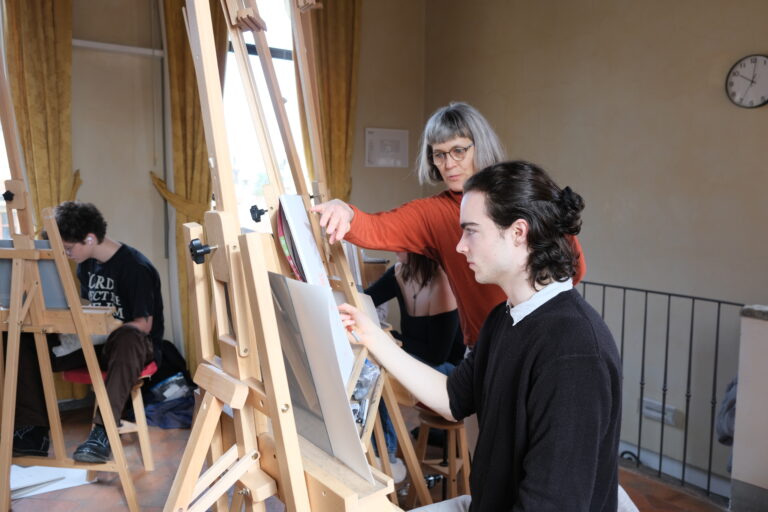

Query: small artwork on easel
<box><xmin>278</xmin><ymin>195</ymin><xmax>328</xmax><ymax>286</ymax></box>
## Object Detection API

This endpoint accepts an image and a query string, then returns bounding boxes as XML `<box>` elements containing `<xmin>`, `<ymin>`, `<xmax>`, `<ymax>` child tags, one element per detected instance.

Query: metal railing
<box><xmin>578</xmin><ymin>280</ymin><xmax>743</xmax><ymax>497</ymax></box>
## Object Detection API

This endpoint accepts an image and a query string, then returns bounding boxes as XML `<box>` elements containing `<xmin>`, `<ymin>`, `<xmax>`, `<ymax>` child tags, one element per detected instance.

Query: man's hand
<box><xmin>338</xmin><ymin>303</ymin><xmax>391</xmax><ymax>350</ymax></box>
<box><xmin>339</xmin><ymin>303</ymin><xmax>454</xmax><ymax>420</ymax></box>
<box><xmin>310</xmin><ymin>199</ymin><xmax>354</xmax><ymax>244</ymax></box>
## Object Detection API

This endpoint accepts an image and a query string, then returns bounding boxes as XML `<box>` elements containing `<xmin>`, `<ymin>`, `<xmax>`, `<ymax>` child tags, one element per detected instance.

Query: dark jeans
<box><xmin>9</xmin><ymin>325</ymin><xmax>154</xmax><ymax>428</ymax></box>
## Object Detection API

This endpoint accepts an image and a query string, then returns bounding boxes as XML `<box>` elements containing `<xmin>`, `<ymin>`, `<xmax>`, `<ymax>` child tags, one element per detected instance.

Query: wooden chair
<box><xmin>61</xmin><ymin>361</ymin><xmax>158</xmax><ymax>473</ymax></box>
<box><xmin>411</xmin><ymin>406</ymin><xmax>471</xmax><ymax>503</ymax></box>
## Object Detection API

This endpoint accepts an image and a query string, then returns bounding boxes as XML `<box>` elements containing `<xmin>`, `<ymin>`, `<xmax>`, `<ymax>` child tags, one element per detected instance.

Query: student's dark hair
<box><xmin>400</xmin><ymin>253</ymin><xmax>440</xmax><ymax>290</ymax></box>
<box><xmin>463</xmin><ymin>161</ymin><xmax>584</xmax><ymax>287</ymax></box>
<box><xmin>54</xmin><ymin>201</ymin><xmax>107</xmax><ymax>243</ymax></box>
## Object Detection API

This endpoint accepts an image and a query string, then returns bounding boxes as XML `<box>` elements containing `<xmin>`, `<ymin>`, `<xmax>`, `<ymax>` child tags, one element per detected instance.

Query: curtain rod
<box><xmin>72</xmin><ymin>38</ymin><xmax>164</xmax><ymax>59</ymax></box>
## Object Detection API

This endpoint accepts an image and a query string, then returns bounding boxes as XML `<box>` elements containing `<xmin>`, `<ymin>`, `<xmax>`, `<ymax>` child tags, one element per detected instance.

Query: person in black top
<box><xmin>365</xmin><ymin>252</ymin><xmax>463</xmax><ymax>369</ymax></box>
<box><xmin>340</xmin><ymin>161</ymin><xmax>622</xmax><ymax>511</ymax></box>
<box><xmin>12</xmin><ymin>201</ymin><xmax>164</xmax><ymax>464</ymax></box>
<box><xmin>365</xmin><ymin>252</ymin><xmax>463</xmax><ymax>476</ymax></box>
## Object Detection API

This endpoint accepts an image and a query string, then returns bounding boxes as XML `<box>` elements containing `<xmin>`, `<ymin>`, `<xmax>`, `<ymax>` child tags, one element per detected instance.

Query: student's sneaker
<box><xmin>389</xmin><ymin>457</ymin><xmax>407</xmax><ymax>484</ymax></box>
<box><xmin>73</xmin><ymin>424</ymin><xmax>111</xmax><ymax>463</ymax></box>
<box><xmin>12</xmin><ymin>425</ymin><xmax>50</xmax><ymax>457</ymax></box>
<box><xmin>375</xmin><ymin>455</ymin><xmax>407</xmax><ymax>484</ymax></box>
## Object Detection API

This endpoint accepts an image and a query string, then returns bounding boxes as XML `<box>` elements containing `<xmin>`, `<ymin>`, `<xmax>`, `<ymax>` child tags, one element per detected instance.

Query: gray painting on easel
<box><xmin>0</xmin><ymin>239</ymin><xmax>67</xmax><ymax>309</ymax></box>
<box><xmin>268</xmin><ymin>272</ymin><xmax>373</xmax><ymax>484</ymax></box>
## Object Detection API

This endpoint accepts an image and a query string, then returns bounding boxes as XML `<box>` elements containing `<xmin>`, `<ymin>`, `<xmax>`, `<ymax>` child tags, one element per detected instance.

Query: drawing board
<box><xmin>0</xmin><ymin>240</ymin><xmax>67</xmax><ymax>309</ymax></box>
<box><xmin>268</xmin><ymin>272</ymin><xmax>373</xmax><ymax>484</ymax></box>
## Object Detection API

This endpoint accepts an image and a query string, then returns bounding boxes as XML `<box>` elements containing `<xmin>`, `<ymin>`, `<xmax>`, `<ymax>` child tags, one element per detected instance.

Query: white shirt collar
<box><xmin>507</xmin><ymin>279</ymin><xmax>573</xmax><ymax>325</ymax></box>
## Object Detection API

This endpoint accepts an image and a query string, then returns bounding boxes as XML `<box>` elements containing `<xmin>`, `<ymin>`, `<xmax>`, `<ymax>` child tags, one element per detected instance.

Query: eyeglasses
<box><xmin>62</xmin><ymin>243</ymin><xmax>76</xmax><ymax>255</ymax></box>
<box><xmin>431</xmin><ymin>143</ymin><xmax>474</xmax><ymax>166</ymax></box>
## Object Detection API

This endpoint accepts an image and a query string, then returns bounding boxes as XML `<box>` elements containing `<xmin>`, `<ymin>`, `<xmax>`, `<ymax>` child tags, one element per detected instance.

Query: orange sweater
<box><xmin>347</xmin><ymin>190</ymin><xmax>586</xmax><ymax>345</ymax></box>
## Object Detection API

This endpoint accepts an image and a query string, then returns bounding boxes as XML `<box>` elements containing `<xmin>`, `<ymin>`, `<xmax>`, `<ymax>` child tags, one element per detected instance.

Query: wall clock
<box><xmin>725</xmin><ymin>54</ymin><xmax>768</xmax><ymax>108</ymax></box>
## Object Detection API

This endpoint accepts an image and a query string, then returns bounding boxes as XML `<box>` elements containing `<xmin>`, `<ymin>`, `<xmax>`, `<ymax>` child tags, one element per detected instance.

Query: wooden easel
<box><xmin>0</xmin><ymin>199</ymin><xmax>143</xmax><ymax>511</ymax></box>
<box><xmin>163</xmin><ymin>0</ymin><xmax>432</xmax><ymax>510</ymax></box>
<box><xmin>231</xmin><ymin>0</ymin><xmax>431</xmax><ymax>503</ymax></box>
<box><xmin>0</xmin><ymin>38</ymin><xmax>148</xmax><ymax>511</ymax></box>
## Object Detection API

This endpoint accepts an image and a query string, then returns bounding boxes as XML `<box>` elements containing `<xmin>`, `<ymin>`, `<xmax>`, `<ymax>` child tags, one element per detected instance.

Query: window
<box><xmin>222</xmin><ymin>1</ymin><xmax>307</xmax><ymax>233</ymax></box>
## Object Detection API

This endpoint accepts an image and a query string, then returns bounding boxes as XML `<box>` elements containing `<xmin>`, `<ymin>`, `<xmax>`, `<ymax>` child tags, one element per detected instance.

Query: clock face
<box><xmin>726</xmin><ymin>54</ymin><xmax>768</xmax><ymax>108</ymax></box>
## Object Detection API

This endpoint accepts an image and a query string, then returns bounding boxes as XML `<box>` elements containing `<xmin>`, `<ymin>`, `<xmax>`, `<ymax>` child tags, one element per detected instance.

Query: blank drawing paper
<box><xmin>268</xmin><ymin>272</ymin><xmax>373</xmax><ymax>484</ymax></box>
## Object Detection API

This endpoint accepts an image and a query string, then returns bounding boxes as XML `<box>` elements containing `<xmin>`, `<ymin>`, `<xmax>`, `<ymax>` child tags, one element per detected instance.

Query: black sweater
<box><xmin>447</xmin><ymin>289</ymin><xmax>621</xmax><ymax>511</ymax></box>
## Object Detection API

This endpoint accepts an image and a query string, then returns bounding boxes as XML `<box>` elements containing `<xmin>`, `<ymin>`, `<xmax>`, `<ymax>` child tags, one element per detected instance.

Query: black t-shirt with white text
<box><xmin>77</xmin><ymin>243</ymin><xmax>164</xmax><ymax>342</ymax></box>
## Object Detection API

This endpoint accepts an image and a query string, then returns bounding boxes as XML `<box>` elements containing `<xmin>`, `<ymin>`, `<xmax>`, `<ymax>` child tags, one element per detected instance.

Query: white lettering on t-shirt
<box><xmin>86</xmin><ymin>272</ymin><xmax>124</xmax><ymax>321</ymax></box>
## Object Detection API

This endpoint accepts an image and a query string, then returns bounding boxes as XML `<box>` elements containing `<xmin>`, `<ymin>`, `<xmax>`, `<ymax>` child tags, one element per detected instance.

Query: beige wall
<box><xmin>352</xmin><ymin>0</ymin><xmax>768</xmax><ymax>304</ymax></box>
<box><xmin>351</xmin><ymin>0</ymin><xmax>429</xmax><ymax>329</ymax></box>
<box><xmin>71</xmin><ymin>0</ymin><xmax>172</xmax><ymax>340</ymax></box>
<box><xmin>422</xmin><ymin>0</ymin><xmax>768</xmax><ymax>306</ymax></box>
<box><xmin>350</xmin><ymin>0</ymin><xmax>428</xmax><ymax>217</ymax></box>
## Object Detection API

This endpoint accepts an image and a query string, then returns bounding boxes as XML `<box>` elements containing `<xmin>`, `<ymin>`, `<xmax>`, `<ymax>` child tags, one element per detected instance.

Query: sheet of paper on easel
<box><xmin>279</xmin><ymin>195</ymin><xmax>329</xmax><ymax>287</ymax></box>
<box><xmin>269</xmin><ymin>272</ymin><xmax>372</xmax><ymax>484</ymax></box>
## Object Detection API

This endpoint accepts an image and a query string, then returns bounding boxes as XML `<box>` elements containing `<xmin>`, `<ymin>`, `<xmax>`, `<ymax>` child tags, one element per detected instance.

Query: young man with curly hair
<box><xmin>12</xmin><ymin>201</ymin><xmax>164</xmax><ymax>463</ymax></box>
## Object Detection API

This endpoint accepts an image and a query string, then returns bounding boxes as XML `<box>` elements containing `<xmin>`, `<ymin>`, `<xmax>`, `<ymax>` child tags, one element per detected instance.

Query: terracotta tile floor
<box><xmin>619</xmin><ymin>465</ymin><xmax>728</xmax><ymax>512</ymax></box>
<box><xmin>10</xmin><ymin>407</ymin><xmax>189</xmax><ymax>512</ymax></box>
<box><xmin>10</xmin><ymin>405</ymin><xmax>729</xmax><ymax>511</ymax></box>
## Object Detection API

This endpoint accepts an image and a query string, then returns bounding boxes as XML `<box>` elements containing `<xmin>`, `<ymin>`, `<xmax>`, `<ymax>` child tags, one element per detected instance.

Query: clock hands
<box><xmin>733</xmin><ymin>71</ymin><xmax>756</xmax><ymax>85</ymax></box>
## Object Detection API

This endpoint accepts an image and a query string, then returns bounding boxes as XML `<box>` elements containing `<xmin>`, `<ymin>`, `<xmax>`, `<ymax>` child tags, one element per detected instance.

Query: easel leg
<box><xmin>373</xmin><ymin>414</ymin><xmax>398</xmax><ymax>504</ymax></box>
<box><xmin>0</xmin><ymin>261</ymin><xmax>26</xmax><ymax>511</ymax></box>
<box><xmin>0</xmin><ymin>337</ymin><xmax>4</xmax><ymax>410</ymax></box>
<box><xmin>164</xmin><ymin>392</ymin><xmax>225</xmax><ymax>512</ymax></box>
<box><xmin>33</xmin><ymin>331</ymin><xmax>66</xmax><ymax>458</ymax></box>
<box><xmin>381</xmin><ymin>376</ymin><xmax>431</xmax><ymax>506</ymax></box>
<box><xmin>209</xmin><ymin>421</ymin><xmax>229</xmax><ymax>512</ymax></box>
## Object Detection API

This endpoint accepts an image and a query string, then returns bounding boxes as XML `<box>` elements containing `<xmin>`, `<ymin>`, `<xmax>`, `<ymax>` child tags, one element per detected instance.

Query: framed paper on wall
<box><xmin>365</xmin><ymin>128</ymin><xmax>408</xmax><ymax>168</ymax></box>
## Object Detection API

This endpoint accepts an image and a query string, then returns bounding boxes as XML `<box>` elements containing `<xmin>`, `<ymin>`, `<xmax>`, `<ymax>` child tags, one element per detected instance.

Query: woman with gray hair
<box><xmin>312</xmin><ymin>102</ymin><xmax>586</xmax><ymax>348</ymax></box>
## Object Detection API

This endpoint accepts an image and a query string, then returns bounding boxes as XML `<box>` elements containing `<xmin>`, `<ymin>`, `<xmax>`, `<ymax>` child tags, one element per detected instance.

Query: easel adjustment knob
<box><xmin>250</xmin><ymin>204</ymin><xmax>268</xmax><ymax>223</ymax></box>
<box><xmin>2</xmin><ymin>190</ymin><xmax>14</xmax><ymax>201</ymax></box>
<box><xmin>189</xmin><ymin>238</ymin><xmax>217</xmax><ymax>264</ymax></box>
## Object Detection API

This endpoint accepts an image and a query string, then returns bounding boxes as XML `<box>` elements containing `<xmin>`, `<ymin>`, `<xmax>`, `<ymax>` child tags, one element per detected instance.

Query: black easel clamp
<box><xmin>250</xmin><ymin>204</ymin><xmax>268</xmax><ymax>223</ymax></box>
<box><xmin>189</xmin><ymin>238</ymin><xmax>217</xmax><ymax>264</ymax></box>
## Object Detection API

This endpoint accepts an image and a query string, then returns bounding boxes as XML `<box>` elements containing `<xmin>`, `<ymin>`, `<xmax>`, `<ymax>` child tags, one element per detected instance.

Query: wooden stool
<box><xmin>61</xmin><ymin>361</ymin><xmax>158</xmax><ymax>472</ymax></box>
<box><xmin>413</xmin><ymin>407</ymin><xmax>471</xmax><ymax>501</ymax></box>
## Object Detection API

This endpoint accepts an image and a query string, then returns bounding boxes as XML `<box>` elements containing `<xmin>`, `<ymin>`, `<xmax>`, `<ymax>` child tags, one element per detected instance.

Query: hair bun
<box><xmin>557</xmin><ymin>186</ymin><xmax>584</xmax><ymax>235</ymax></box>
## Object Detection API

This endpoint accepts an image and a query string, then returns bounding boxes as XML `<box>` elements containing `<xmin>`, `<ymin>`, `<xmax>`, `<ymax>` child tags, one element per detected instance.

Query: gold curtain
<box><xmin>305</xmin><ymin>1</ymin><xmax>362</xmax><ymax>201</ymax></box>
<box><xmin>5</xmin><ymin>0</ymin><xmax>84</xmax><ymax>399</ymax></box>
<box><xmin>154</xmin><ymin>0</ymin><xmax>227</xmax><ymax>373</ymax></box>
<box><xmin>5</xmin><ymin>0</ymin><xmax>81</xmax><ymax>225</ymax></box>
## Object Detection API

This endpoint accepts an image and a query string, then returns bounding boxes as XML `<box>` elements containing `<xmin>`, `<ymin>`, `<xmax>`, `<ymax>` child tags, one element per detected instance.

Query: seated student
<box><xmin>340</xmin><ymin>161</ymin><xmax>622</xmax><ymax>511</ymax></box>
<box><xmin>365</xmin><ymin>252</ymin><xmax>463</xmax><ymax>473</ymax></box>
<box><xmin>12</xmin><ymin>201</ymin><xmax>164</xmax><ymax>463</ymax></box>
<box><xmin>365</xmin><ymin>251</ymin><xmax>463</xmax><ymax>371</ymax></box>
